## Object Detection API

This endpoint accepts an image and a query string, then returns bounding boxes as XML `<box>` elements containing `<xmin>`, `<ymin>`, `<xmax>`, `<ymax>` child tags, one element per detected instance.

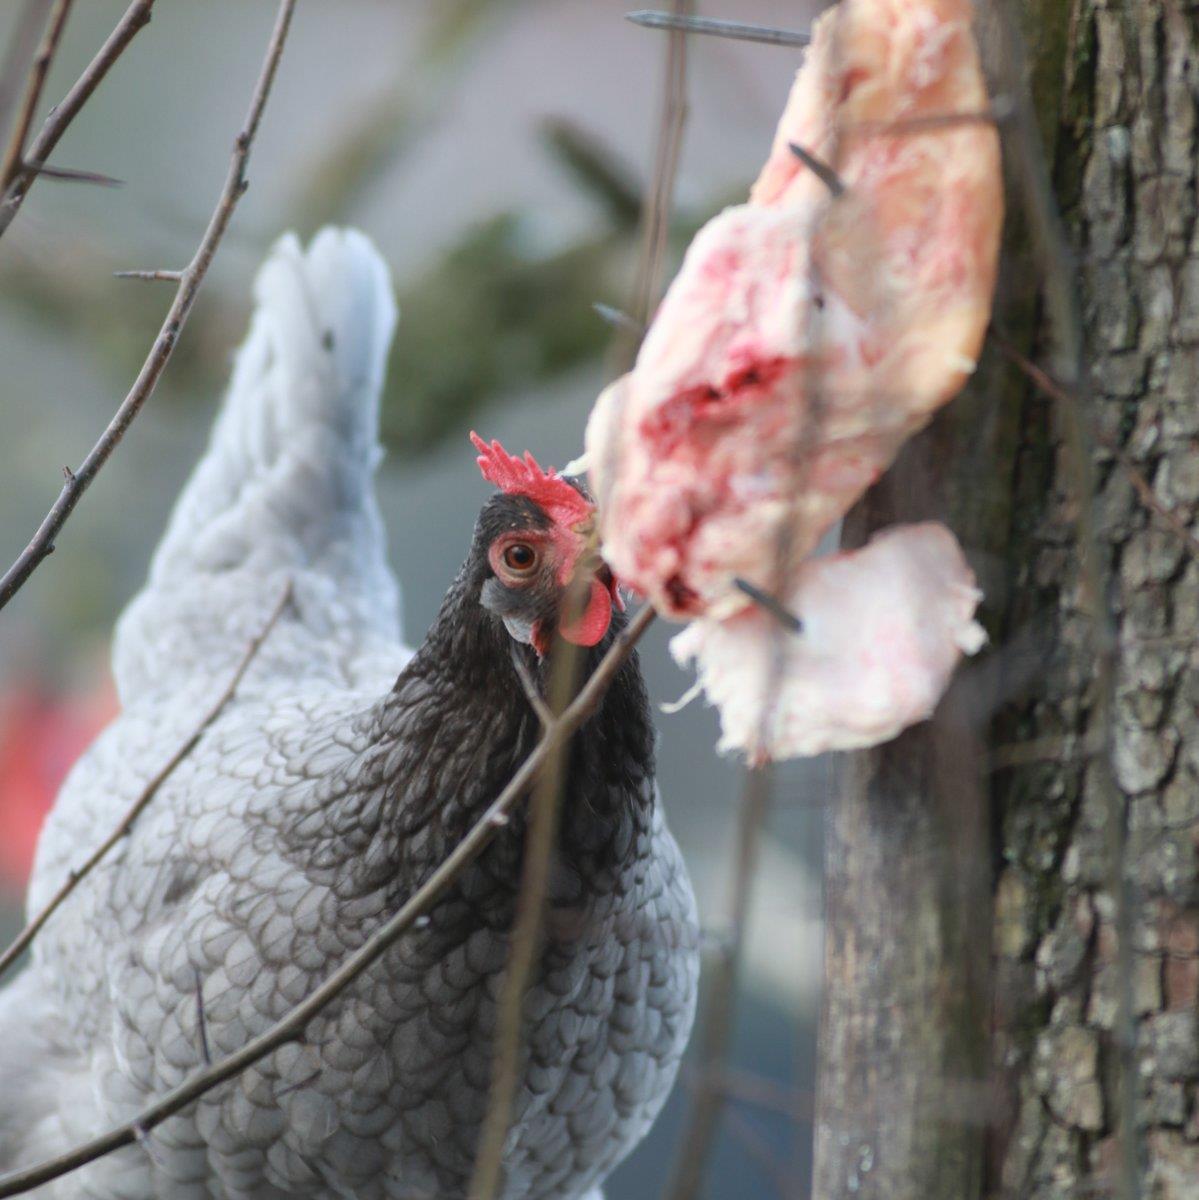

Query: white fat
<box><xmin>671</xmin><ymin>522</ymin><xmax>986</xmax><ymax>760</ymax></box>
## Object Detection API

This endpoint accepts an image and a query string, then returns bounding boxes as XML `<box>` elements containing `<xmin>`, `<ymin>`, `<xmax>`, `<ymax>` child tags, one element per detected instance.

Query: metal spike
<box><xmin>733</xmin><ymin>577</ymin><xmax>803</xmax><ymax>635</ymax></box>
<box><xmin>626</xmin><ymin>10</ymin><xmax>809</xmax><ymax>48</ymax></box>
<box><xmin>592</xmin><ymin>301</ymin><xmax>645</xmax><ymax>336</ymax></box>
<box><xmin>788</xmin><ymin>142</ymin><xmax>846</xmax><ymax>198</ymax></box>
<box><xmin>851</xmin><ymin>97</ymin><xmax>1015</xmax><ymax>138</ymax></box>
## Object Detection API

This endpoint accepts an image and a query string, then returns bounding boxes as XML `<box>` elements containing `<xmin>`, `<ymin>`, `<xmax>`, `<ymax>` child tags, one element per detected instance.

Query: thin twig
<box><xmin>628</xmin><ymin>0</ymin><xmax>690</xmax><ymax>334</ymax></box>
<box><xmin>989</xmin><ymin>732</ymin><xmax>1102</xmax><ymax>770</ymax></box>
<box><xmin>598</xmin><ymin>0</ymin><xmax>691</xmax><ymax>512</ymax></box>
<box><xmin>0</xmin><ymin>2</ymin><xmax>53</xmax><ymax>149</ymax></box>
<box><xmin>470</xmin><ymin>16</ymin><xmax>691</xmax><ymax>1186</ymax></box>
<box><xmin>666</xmin><ymin>765</ymin><xmax>773</xmax><ymax>1200</ymax></box>
<box><xmin>20</xmin><ymin>159</ymin><xmax>122</xmax><ymax>187</ymax></box>
<box><xmin>1119</xmin><ymin>631</ymin><xmax>1199</xmax><ymax>649</ymax></box>
<box><xmin>0</xmin><ymin>605</ymin><xmax>654</xmax><ymax>1200</ymax></box>
<box><xmin>471</xmin><ymin>11</ymin><xmax>691</xmax><ymax>1188</ymax></box>
<box><xmin>996</xmin><ymin>336</ymin><xmax>1199</xmax><ymax>562</ymax></box>
<box><xmin>509</xmin><ymin>645</ymin><xmax>553</xmax><ymax>730</ymax></box>
<box><xmin>130</xmin><ymin>1123</ymin><xmax>162</xmax><ymax>1172</ymax></box>
<box><xmin>715</xmin><ymin>1067</ymin><xmax>813</xmax><ymax>1120</ymax></box>
<box><xmin>626</xmin><ymin>10</ymin><xmax>809</xmax><ymax>49</ymax></box>
<box><xmin>1122</xmin><ymin>466</ymin><xmax>1199</xmax><ymax>561</ymax></box>
<box><xmin>274</xmin><ymin>1067</ymin><xmax>322</xmax><ymax>1099</ymax></box>
<box><xmin>677</xmin><ymin>17</ymin><xmax>850</xmax><ymax>1195</ymax></box>
<box><xmin>193</xmin><ymin>974</ymin><xmax>212</xmax><ymax>1067</ymax></box>
<box><xmin>0</xmin><ymin>0</ymin><xmax>153</xmax><ymax>242</ymax></box>
<box><xmin>113</xmin><ymin>268</ymin><xmax>183</xmax><ymax>283</ymax></box>
<box><xmin>0</xmin><ymin>0</ymin><xmax>296</xmax><ymax>613</ymax></box>
<box><xmin>468</xmin><ymin>622</ymin><xmax>589</xmax><ymax>1200</ymax></box>
<box><xmin>0</xmin><ymin>0</ymin><xmax>73</xmax><ymax>191</ymax></box>
<box><xmin>469</xmin><ymin>551</ymin><xmax>610</xmax><ymax>1197</ymax></box>
<box><xmin>0</xmin><ymin>581</ymin><xmax>293</xmax><ymax>985</ymax></box>
<box><xmin>723</xmin><ymin>1105</ymin><xmax>794</xmax><ymax>1198</ymax></box>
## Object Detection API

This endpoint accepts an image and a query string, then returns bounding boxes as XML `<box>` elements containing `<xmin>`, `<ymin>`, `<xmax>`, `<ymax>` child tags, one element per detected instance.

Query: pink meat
<box><xmin>587</xmin><ymin>0</ymin><xmax>1001</xmax><ymax>619</ymax></box>
<box><xmin>669</xmin><ymin>523</ymin><xmax>985</xmax><ymax>761</ymax></box>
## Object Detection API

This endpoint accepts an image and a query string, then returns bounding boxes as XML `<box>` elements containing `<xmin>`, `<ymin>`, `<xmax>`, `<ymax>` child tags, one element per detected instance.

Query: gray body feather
<box><xmin>0</xmin><ymin>230</ymin><xmax>698</xmax><ymax>1199</ymax></box>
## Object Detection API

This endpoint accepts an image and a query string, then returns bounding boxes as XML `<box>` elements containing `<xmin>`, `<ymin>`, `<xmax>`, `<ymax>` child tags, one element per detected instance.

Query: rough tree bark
<box><xmin>814</xmin><ymin>1</ymin><xmax>1199</xmax><ymax>1198</ymax></box>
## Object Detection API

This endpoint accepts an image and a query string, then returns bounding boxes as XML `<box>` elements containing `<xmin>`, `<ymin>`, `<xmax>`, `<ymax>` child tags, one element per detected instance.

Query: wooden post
<box><xmin>812</xmin><ymin>424</ymin><xmax>1001</xmax><ymax>1200</ymax></box>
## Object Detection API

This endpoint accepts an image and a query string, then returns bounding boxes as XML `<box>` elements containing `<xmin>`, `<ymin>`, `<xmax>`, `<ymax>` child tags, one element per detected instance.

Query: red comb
<box><xmin>471</xmin><ymin>432</ymin><xmax>593</xmax><ymax>528</ymax></box>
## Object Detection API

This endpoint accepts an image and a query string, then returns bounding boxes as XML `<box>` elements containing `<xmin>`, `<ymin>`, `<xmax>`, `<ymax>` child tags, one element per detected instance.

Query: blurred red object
<box><xmin>0</xmin><ymin>674</ymin><xmax>116</xmax><ymax>894</ymax></box>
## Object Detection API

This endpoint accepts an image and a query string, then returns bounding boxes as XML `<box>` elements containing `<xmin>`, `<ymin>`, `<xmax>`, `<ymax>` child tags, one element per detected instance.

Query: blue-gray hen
<box><xmin>0</xmin><ymin>229</ymin><xmax>699</xmax><ymax>1199</ymax></box>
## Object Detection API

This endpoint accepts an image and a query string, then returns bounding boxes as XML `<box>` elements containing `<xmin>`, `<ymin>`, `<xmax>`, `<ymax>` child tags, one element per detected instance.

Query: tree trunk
<box><xmin>991</xmin><ymin>0</ymin><xmax>1199</xmax><ymax>1195</ymax></box>
<box><xmin>813</xmin><ymin>0</ymin><xmax>1199</xmax><ymax>1197</ymax></box>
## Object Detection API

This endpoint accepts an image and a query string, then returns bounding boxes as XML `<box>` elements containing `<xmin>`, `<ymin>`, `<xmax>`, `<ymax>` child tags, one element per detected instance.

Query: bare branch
<box><xmin>0</xmin><ymin>0</ymin><xmax>73</xmax><ymax>191</ymax></box>
<box><xmin>0</xmin><ymin>605</ymin><xmax>654</xmax><ymax>1199</ymax></box>
<box><xmin>0</xmin><ymin>580</ymin><xmax>293</xmax><ymax>985</ymax></box>
<box><xmin>0</xmin><ymin>0</ymin><xmax>297</xmax><ymax>613</ymax></box>
<box><xmin>0</xmin><ymin>0</ymin><xmax>154</xmax><ymax>242</ymax></box>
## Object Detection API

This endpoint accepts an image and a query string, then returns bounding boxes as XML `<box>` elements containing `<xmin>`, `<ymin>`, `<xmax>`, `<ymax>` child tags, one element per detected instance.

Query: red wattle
<box><xmin>559</xmin><ymin>578</ymin><xmax>613</xmax><ymax>647</ymax></box>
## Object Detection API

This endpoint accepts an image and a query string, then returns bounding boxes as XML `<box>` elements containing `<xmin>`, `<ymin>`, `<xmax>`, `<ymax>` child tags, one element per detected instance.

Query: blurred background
<box><xmin>0</xmin><ymin>2</ymin><xmax>828</xmax><ymax>1194</ymax></box>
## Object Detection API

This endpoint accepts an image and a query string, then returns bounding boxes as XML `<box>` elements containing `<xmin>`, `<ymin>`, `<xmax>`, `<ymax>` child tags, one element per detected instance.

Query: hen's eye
<box><xmin>503</xmin><ymin>543</ymin><xmax>538</xmax><ymax>572</ymax></box>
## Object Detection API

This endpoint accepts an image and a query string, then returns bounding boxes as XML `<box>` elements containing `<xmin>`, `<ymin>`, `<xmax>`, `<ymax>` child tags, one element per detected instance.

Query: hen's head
<box><xmin>470</xmin><ymin>433</ymin><xmax>622</xmax><ymax>657</ymax></box>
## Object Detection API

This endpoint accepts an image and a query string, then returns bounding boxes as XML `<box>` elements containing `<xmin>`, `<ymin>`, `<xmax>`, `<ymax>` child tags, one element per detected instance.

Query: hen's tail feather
<box><xmin>113</xmin><ymin>229</ymin><xmax>408</xmax><ymax>704</ymax></box>
<box><xmin>153</xmin><ymin>228</ymin><xmax>397</xmax><ymax>584</ymax></box>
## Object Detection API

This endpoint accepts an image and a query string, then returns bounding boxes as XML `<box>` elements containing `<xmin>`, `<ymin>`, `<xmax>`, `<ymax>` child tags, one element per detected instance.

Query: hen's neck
<box><xmin>336</xmin><ymin>561</ymin><xmax>656</xmax><ymax>902</ymax></box>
